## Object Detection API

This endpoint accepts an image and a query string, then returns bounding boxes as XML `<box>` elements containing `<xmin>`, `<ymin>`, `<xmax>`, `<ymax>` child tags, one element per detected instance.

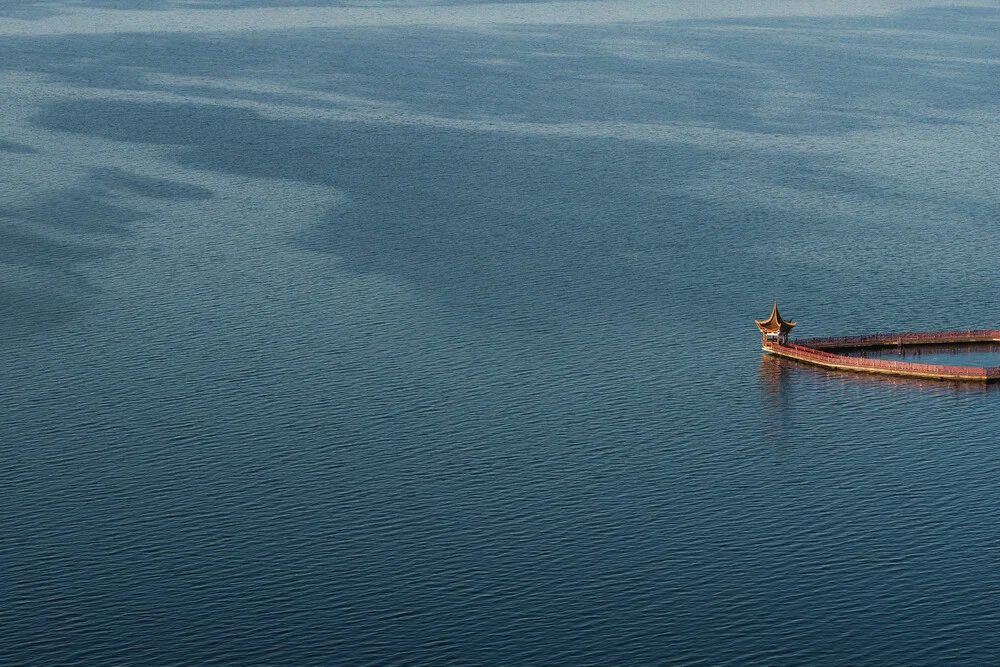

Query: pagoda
<box><xmin>755</xmin><ymin>302</ymin><xmax>796</xmax><ymax>346</ymax></box>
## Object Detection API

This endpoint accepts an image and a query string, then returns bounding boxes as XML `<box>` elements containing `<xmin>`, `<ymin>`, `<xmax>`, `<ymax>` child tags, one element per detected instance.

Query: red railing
<box><xmin>797</xmin><ymin>330</ymin><xmax>1000</xmax><ymax>349</ymax></box>
<box><xmin>767</xmin><ymin>341</ymin><xmax>1000</xmax><ymax>380</ymax></box>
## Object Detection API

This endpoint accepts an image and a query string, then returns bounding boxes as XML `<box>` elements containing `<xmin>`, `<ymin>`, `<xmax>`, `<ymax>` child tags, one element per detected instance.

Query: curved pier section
<box><xmin>756</xmin><ymin>306</ymin><xmax>1000</xmax><ymax>382</ymax></box>
<box><xmin>764</xmin><ymin>340</ymin><xmax>1000</xmax><ymax>382</ymax></box>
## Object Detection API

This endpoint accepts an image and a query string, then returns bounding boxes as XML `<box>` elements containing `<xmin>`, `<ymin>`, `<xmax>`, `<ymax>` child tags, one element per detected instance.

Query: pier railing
<box><xmin>796</xmin><ymin>330</ymin><xmax>1000</xmax><ymax>349</ymax></box>
<box><xmin>771</xmin><ymin>342</ymin><xmax>1000</xmax><ymax>380</ymax></box>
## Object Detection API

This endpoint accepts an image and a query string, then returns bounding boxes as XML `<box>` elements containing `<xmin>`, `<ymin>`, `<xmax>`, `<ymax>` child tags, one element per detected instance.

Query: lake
<box><xmin>2</xmin><ymin>1</ymin><xmax>1000</xmax><ymax>664</ymax></box>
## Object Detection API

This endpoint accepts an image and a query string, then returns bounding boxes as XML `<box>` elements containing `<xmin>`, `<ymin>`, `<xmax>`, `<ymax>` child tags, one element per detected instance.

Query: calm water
<box><xmin>845</xmin><ymin>344</ymin><xmax>1000</xmax><ymax>368</ymax></box>
<box><xmin>3</xmin><ymin>2</ymin><xmax>1000</xmax><ymax>665</ymax></box>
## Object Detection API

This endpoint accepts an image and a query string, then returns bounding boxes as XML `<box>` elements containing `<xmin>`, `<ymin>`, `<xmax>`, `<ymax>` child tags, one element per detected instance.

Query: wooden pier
<box><xmin>796</xmin><ymin>330</ymin><xmax>1000</xmax><ymax>350</ymax></box>
<box><xmin>755</xmin><ymin>304</ymin><xmax>1000</xmax><ymax>382</ymax></box>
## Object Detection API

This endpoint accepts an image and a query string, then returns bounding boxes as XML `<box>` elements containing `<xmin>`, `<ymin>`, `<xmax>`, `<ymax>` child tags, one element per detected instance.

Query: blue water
<box><xmin>845</xmin><ymin>345</ymin><xmax>1000</xmax><ymax>369</ymax></box>
<box><xmin>3</xmin><ymin>2</ymin><xmax>1000</xmax><ymax>665</ymax></box>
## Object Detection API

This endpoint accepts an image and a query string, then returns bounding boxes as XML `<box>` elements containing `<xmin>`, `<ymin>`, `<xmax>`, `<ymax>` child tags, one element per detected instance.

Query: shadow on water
<box><xmin>36</xmin><ymin>90</ymin><xmax>980</xmax><ymax>329</ymax></box>
<box><xmin>0</xmin><ymin>0</ymin><xmax>333</xmax><ymax>20</ymax></box>
<box><xmin>0</xmin><ymin>0</ymin><xmax>598</xmax><ymax>20</ymax></box>
<box><xmin>0</xmin><ymin>191</ymin><xmax>119</xmax><ymax>337</ymax></box>
<box><xmin>0</xmin><ymin>2</ymin><xmax>62</xmax><ymax>19</ymax></box>
<box><xmin>7</xmin><ymin>8</ymin><xmax>997</xmax><ymax>128</ymax></box>
<box><xmin>13</xmin><ymin>5</ymin><xmax>996</xmax><ymax>320</ymax></box>
<box><xmin>88</xmin><ymin>167</ymin><xmax>213</xmax><ymax>201</ymax></box>
<box><xmin>1</xmin><ymin>190</ymin><xmax>145</xmax><ymax>236</ymax></box>
<box><xmin>7</xmin><ymin>7</ymin><xmax>1000</xmax><ymax>329</ymax></box>
<box><xmin>34</xmin><ymin>98</ymin><xmax>736</xmax><ymax>318</ymax></box>
<box><xmin>0</xmin><ymin>167</ymin><xmax>213</xmax><ymax>336</ymax></box>
<box><xmin>0</xmin><ymin>139</ymin><xmax>36</xmax><ymax>153</ymax></box>
<box><xmin>0</xmin><ymin>282</ymin><xmax>92</xmax><ymax>335</ymax></box>
<box><xmin>0</xmin><ymin>219</ymin><xmax>115</xmax><ymax>267</ymax></box>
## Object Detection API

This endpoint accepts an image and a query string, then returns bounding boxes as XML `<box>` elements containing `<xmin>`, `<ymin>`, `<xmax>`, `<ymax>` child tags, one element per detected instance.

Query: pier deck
<box><xmin>764</xmin><ymin>331</ymin><xmax>1000</xmax><ymax>382</ymax></box>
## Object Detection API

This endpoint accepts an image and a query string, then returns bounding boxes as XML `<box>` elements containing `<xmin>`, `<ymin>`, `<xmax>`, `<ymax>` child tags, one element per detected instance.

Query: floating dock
<box><xmin>755</xmin><ymin>304</ymin><xmax>1000</xmax><ymax>382</ymax></box>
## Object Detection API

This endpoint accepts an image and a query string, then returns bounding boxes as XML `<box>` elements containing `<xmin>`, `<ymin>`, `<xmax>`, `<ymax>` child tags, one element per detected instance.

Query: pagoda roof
<box><xmin>755</xmin><ymin>302</ymin><xmax>796</xmax><ymax>335</ymax></box>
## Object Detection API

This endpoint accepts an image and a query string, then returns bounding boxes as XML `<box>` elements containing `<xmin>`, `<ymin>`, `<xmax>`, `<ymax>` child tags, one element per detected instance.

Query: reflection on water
<box><xmin>757</xmin><ymin>353</ymin><xmax>792</xmax><ymax>405</ymax></box>
<box><xmin>756</xmin><ymin>354</ymin><xmax>795</xmax><ymax>444</ymax></box>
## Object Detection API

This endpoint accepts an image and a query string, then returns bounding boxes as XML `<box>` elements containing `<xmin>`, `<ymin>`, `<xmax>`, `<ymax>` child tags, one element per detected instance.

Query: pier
<box><xmin>755</xmin><ymin>304</ymin><xmax>1000</xmax><ymax>382</ymax></box>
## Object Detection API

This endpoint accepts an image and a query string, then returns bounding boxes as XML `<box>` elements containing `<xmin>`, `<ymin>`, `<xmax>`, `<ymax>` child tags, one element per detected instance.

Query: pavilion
<box><xmin>755</xmin><ymin>302</ymin><xmax>796</xmax><ymax>345</ymax></box>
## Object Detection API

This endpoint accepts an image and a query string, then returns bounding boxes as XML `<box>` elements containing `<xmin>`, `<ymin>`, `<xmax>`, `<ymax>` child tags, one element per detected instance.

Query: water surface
<box><xmin>3</xmin><ymin>2</ymin><xmax>1000</xmax><ymax>665</ymax></box>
